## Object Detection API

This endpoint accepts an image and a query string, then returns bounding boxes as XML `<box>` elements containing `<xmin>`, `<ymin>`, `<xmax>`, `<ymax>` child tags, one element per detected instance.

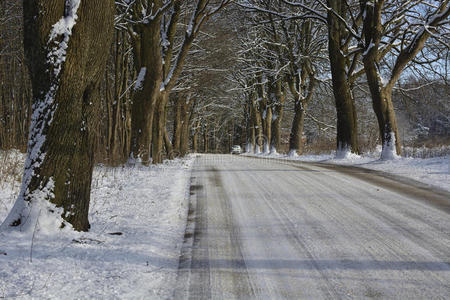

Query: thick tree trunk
<box><xmin>289</xmin><ymin>102</ymin><xmax>307</xmax><ymax>156</ymax></box>
<box><xmin>263</xmin><ymin>107</ymin><xmax>272</xmax><ymax>153</ymax></box>
<box><xmin>254</xmin><ymin>110</ymin><xmax>263</xmax><ymax>153</ymax></box>
<box><xmin>363</xmin><ymin>58</ymin><xmax>401</xmax><ymax>158</ymax></box>
<box><xmin>110</xmin><ymin>30</ymin><xmax>128</xmax><ymax>163</ymax></box>
<box><xmin>193</xmin><ymin>120</ymin><xmax>200</xmax><ymax>153</ymax></box>
<box><xmin>245</xmin><ymin>102</ymin><xmax>255</xmax><ymax>152</ymax></box>
<box><xmin>371</xmin><ymin>87</ymin><xmax>401</xmax><ymax>157</ymax></box>
<box><xmin>258</xmin><ymin>79</ymin><xmax>272</xmax><ymax>154</ymax></box>
<box><xmin>269</xmin><ymin>80</ymin><xmax>285</xmax><ymax>153</ymax></box>
<box><xmin>151</xmin><ymin>92</ymin><xmax>168</xmax><ymax>164</ymax></box>
<box><xmin>130</xmin><ymin>91</ymin><xmax>155</xmax><ymax>164</ymax></box>
<box><xmin>129</xmin><ymin>16</ymin><xmax>163</xmax><ymax>165</ymax></box>
<box><xmin>2</xmin><ymin>0</ymin><xmax>114</xmax><ymax>232</ymax></box>
<box><xmin>288</xmin><ymin>73</ymin><xmax>315</xmax><ymax>156</ymax></box>
<box><xmin>327</xmin><ymin>0</ymin><xmax>359</xmax><ymax>156</ymax></box>
<box><xmin>251</xmin><ymin>125</ymin><xmax>256</xmax><ymax>152</ymax></box>
<box><xmin>203</xmin><ymin>123</ymin><xmax>209</xmax><ymax>153</ymax></box>
<box><xmin>180</xmin><ymin>100</ymin><xmax>191</xmax><ymax>156</ymax></box>
<box><xmin>172</xmin><ymin>98</ymin><xmax>182</xmax><ymax>154</ymax></box>
<box><xmin>270</xmin><ymin>112</ymin><xmax>282</xmax><ymax>153</ymax></box>
<box><xmin>163</xmin><ymin>126</ymin><xmax>174</xmax><ymax>159</ymax></box>
<box><xmin>361</xmin><ymin>0</ymin><xmax>401</xmax><ymax>158</ymax></box>
<box><xmin>248</xmin><ymin>93</ymin><xmax>263</xmax><ymax>153</ymax></box>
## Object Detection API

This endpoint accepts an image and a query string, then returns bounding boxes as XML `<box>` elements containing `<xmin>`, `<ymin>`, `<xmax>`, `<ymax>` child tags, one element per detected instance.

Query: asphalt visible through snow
<box><xmin>174</xmin><ymin>154</ymin><xmax>450</xmax><ymax>299</ymax></box>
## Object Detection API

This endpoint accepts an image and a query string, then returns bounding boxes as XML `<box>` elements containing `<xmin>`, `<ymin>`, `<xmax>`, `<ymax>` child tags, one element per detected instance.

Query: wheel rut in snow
<box><xmin>174</xmin><ymin>175</ymin><xmax>211</xmax><ymax>299</ymax></box>
<box><xmin>209</xmin><ymin>167</ymin><xmax>256</xmax><ymax>298</ymax></box>
<box><xmin>310</xmin><ymin>162</ymin><xmax>450</xmax><ymax>214</ymax></box>
<box><xmin>174</xmin><ymin>165</ymin><xmax>254</xmax><ymax>299</ymax></box>
<box><xmin>246</xmin><ymin>155</ymin><xmax>450</xmax><ymax>213</ymax></box>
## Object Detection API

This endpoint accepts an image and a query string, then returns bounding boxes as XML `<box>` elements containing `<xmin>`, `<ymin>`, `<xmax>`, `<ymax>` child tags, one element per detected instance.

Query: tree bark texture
<box><xmin>269</xmin><ymin>78</ymin><xmax>285</xmax><ymax>152</ymax></box>
<box><xmin>361</xmin><ymin>0</ymin><xmax>401</xmax><ymax>157</ymax></box>
<box><xmin>361</xmin><ymin>0</ymin><xmax>450</xmax><ymax>157</ymax></box>
<box><xmin>2</xmin><ymin>0</ymin><xmax>115</xmax><ymax>232</ymax></box>
<box><xmin>129</xmin><ymin>13</ymin><xmax>163</xmax><ymax>164</ymax></box>
<box><xmin>327</xmin><ymin>0</ymin><xmax>359</xmax><ymax>155</ymax></box>
<box><xmin>288</xmin><ymin>73</ymin><xmax>315</xmax><ymax>155</ymax></box>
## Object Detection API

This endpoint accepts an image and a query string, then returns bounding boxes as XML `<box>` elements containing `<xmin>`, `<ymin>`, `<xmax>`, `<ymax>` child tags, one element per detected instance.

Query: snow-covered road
<box><xmin>175</xmin><ymin>154</ymin><xmax>450</xmax><ymax>299</ymax></box>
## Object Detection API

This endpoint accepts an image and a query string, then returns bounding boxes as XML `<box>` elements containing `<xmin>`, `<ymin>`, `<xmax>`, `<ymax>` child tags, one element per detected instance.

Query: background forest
<box><xmin>1</xmin><ymin>0</ymin><xmax>448</xmax><ymax>163</ymax></box>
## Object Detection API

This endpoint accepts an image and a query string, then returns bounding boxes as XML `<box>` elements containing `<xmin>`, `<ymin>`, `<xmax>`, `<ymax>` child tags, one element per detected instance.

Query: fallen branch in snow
<box><xmin>71</xmin><ymin>237</ymin><xmax>105</xmax><ymax>245</ymax></box>
<box><xmin>107</xmin><ymin>232</ymin><xmax>123</xmax><ymax>236</ymax></box>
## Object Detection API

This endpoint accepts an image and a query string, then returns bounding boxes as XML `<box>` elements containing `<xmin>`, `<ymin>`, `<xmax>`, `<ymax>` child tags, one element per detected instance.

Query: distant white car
<box><xmin>231</xmin><ymin>145</ymin><xmax>242</xmax><ymax>154</ymax></box>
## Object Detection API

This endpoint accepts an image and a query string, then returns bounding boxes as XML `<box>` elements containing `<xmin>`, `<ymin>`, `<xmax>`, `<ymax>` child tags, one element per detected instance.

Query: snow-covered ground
<box><xmin>0</xmin><ymin>151</ymin><xmax>194</xmax><ymax>299</ymax></box>
<box><xmin>1</xmin><ymin>146</ymin><xmax>449</xmax><ymax>298</ymax></box>
<box><xmin>245</xmin><ymin>146</ymin><xmax>450</xmax><ymax>192</ymax></box>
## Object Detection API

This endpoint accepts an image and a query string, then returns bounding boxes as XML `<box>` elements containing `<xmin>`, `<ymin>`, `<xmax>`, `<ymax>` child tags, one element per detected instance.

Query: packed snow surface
<box><xmin>1</xmin><ymin>147</ymin><xmax>449</xmax><ymax>298</ymax></box>
<box><xmin>0</xmin><ymin>154</ymin><xmax>194</xmax><ymax>299</ymax></box>
<box><xmin>180</xmin><ymin>155</ymin><xmax>450</xmax><ymax>298</ymax></box>
<box><xmin>245</xmin><ymin>147</ymin><xmax>450</xmax><ymax>192</ymax></box>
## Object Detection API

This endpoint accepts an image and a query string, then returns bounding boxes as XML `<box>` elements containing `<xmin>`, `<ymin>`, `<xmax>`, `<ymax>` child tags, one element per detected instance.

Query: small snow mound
<box><xmin>336</xmin><ymin>151</ymin><xmax>361</xmax><ymax>160</ymax></box>
<box><xmin>263</xmin><ymin>143</ymin><xmax>270</xmax><ymax>154</ymax></box>
<box><xmin>127</xmin><ymin>153</ymin><xmax>144</xmax><ymax>166</ymax></box>
<box><xmin>335</xmin><ymin>147</ymin><xmax>360</xmax><ymax>160</ymax></box>
<box><xmin>269</xmin><ymin>146</ymin><xmax>279</xmax><ymax>156</ymax></box>
<box><xmin>380</xmin><ymin>132</ymin><xmax>400</xmax><ymax>160</ymax></box>
<box><xmin>255</xmin><ymin>145</ymin><xmax>261</xmax><ymax>154</ymax></box>
<box><xmin>288</xmin><ymin>150</ymin><xmax>299</xmax><ymax>158</ymax></box>
<box><xmin>380</xmin><ymin>148</ymin><xmax>400</xmax><ymax>160</ymax></box>
<box><xmin>245</xmin><ymin>143</ymin><xmax>253</xmax><ymax>153</ymax></box>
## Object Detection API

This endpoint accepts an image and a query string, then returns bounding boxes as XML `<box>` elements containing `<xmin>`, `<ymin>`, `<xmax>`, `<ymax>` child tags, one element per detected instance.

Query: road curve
<box><xmin>175</xmin><ymin>154</ymin><xmax>450</xmax><ymax>299</ymax></box>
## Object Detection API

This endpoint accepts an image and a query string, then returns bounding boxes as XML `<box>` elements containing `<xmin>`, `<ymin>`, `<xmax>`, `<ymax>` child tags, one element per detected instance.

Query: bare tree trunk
<box><xmin>2</xmin><ymin>0</ymin><xmax>114</xmax><ymax>232</ymax></box>
<box><xmin>110</xmin><ymin>30</ymin><xmax>128</xmax><ymax>163</ymax></box>
<box><xmin>203</xmin><ymin>123</ymin><xmax>209</xmax><ymax>153</ymax></box>
<box><xmin>360</xmin><ymin>0</ymin><xmax>400</xmax><ymax>157</ymax></box>
<box><xmin>163</xmin><ymin>126</ymin><xmax>174</xmax><ymax>159</ymax></box>
<box><xmin>327</xmin><ymin>0</ymin><xmax>359</xmax><ymax>156</ymax></box>
<box><xmin>256</xmin><ymin>75</ymin><xmax>272</xmax><ymax>153</ymax></box>
<box><xmin>264</xmin><ymin>106</ymin><xmax>272</xmax><ymax>153</ymax></box>
<box><xmin>269</xmin><ymin>79</ymin><xmax>285</xmax><ymax>153</ymax></box>
<box><xmin>172</xmin><ymin>98</ymin><xmax>182</xmax><ymax>154</ymax></box>
<box><xmin>361</xmin><ymin>0</ymin><xmax>450</xmax><ymax>158</ymax></box>
<box><xmin>251</xmin><ymin>92</ymin><xmax>263</xmax><ymax>152</ymax></box>
<box><xmin>193</xmin><ymin>120</ymin><xmax>200</xmax><ymax>153</ymax></box>
<box><xmin>180</xmin><ymin>99</ymin><xmax>193</xmax><ymax>156</ymax></box>
<box><xmin>151</xmin><ymin>92</ymin><xmax>168</xmax><ymax>164</ymax></box>
<box><xmin>245</xmin><ymin>102</ymin><xmax>254</xmax><ymax>152</ymax></box>
<box><xmin>129</xmin><ymin>15</ymin><xmax>163</xmax><ymax>165</ymax></box>
<box><xmin>288</xmin><ymin>73</ymin><xmax>315</xmax><ymax>156</ymax></box>
<box><xmin>363</xmin><ymin>57</ymin><xmax>401</xmax><ymax>157</ymax></box>
<box><xmin>289</xmin><ymin>102</ymin><xmax>307</xmax><ymax>155</ymax></box>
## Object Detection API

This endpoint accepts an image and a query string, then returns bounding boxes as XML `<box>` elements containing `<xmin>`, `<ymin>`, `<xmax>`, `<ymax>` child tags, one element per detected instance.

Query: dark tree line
<box><xmin>0</xmin><ymin>0</ymin><xmax>31</xmax><ymax>151</ymax></box>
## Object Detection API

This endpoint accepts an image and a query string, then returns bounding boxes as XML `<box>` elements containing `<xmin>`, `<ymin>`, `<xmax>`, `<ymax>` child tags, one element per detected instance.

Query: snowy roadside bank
<box><xmin>0</xmin><ymin>153</ymin><xmax>195</xmax><ymax>299</ymax></box>
<box><xmin>243</xmin><ymin>149</ymin><xmax>450</xmax><ymax>192</ymax></box>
